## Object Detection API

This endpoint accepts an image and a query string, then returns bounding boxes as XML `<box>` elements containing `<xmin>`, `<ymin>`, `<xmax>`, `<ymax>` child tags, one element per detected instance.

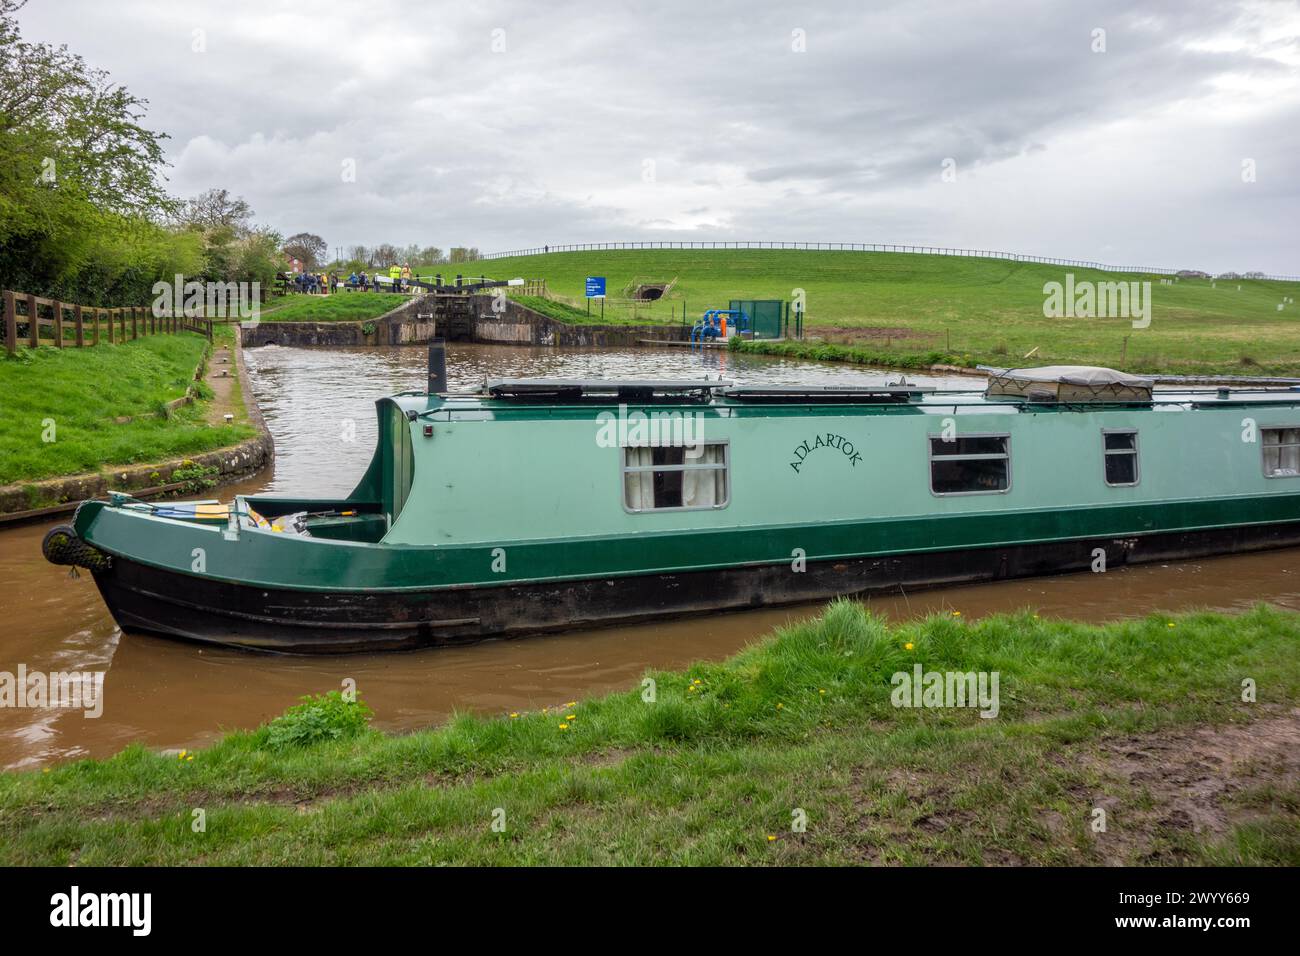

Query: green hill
<box><xmin>434</xmin><ymin>249</ymin><xmax>1300</xmax><ymax>374</ymax></box>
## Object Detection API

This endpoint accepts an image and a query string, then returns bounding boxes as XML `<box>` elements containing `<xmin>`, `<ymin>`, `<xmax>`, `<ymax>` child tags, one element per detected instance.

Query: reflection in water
<box><xmin>1</xmin><ymin>343</ymin><xmax>1296</xmax><ymax>770</ymax></box>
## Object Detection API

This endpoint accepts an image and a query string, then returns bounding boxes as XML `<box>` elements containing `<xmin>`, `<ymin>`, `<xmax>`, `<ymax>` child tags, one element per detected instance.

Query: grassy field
<box><xmin>459</xmin><ymin>249</ymin><xmax>1300</xmax><ymax>374</ymax></box>
<box><xmin>508</xmin><ymin>294</ymin><xmax>614</xmax><ymax>325</ymax></box>
<box><xmin>3</xmin><ymin>601</ymin><xmax>1296</xmax><ymax>866</ymax></box>
<box><xmin>0</xmin><ymin>334</ymin><xmax>255</xmax><ymax>484</ymax></box>
<box><xmin>258</xmin><ymin>292</ymin><xmax>409</xmax><ymax>323</ymax></box>
<box><xmin>253</xmin><ymin>251</ymin><xmax>1300</xmax><ymax>373</ymax></box>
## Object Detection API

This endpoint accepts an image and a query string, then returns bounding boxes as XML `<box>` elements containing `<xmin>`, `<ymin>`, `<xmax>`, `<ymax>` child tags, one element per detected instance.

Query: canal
<box><xmin>3</xmin><ymin>343</ymin><xmax>1299</xmax><ymax>770</ymax></box>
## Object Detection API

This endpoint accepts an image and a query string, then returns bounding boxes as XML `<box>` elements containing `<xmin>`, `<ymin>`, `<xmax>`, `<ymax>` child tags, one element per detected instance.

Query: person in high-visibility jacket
<box><xmin>389</xmin><ymin>264</ymin><xmax>401</xmax><ymax>291</ymax></box>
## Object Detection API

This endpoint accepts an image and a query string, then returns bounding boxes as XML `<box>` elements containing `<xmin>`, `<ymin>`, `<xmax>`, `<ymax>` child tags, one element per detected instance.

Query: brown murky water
<box><xmin>3</xmin><ymin>343</ymin><xmax>1298</xmax><ymax>770</ymax></box>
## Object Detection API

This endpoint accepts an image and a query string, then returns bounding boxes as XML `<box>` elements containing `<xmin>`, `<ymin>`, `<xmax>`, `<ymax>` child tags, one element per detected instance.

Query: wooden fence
<box><xmin>2</xmin><ymin>290</ymin><xmax>213</xmax><ymax>355</ymax></box>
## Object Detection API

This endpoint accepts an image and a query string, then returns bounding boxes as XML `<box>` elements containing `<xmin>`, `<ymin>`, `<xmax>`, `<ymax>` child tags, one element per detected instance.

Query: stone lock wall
<box><xmin>241</xmin><ymin>293</ymin><xmax>691</xmax><ymax>349</ymax></box>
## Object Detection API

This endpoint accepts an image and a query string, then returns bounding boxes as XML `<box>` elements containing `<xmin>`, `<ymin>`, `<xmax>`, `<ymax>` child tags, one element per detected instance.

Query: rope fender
<box><xmin>42</xmin><ymin>525</ymin><xmax>113</xmax><ymax>572</ymax></box>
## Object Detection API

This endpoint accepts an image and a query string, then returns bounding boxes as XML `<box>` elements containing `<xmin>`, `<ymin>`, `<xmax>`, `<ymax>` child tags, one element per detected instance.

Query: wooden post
<box><xmin>74</xmin><ymin>304</ymin><xmax>84</xmax><ymax>347</ymax></box>
<box><xmin>52</xmin><ymin>300</ymin><xmax>64</xmax><ymax>347</ymax></box>
<box><xmin>3</xmin><ymin>290</ymin><xmax>15</xmax><ymax>355</ymax></box>
<box><xmin>92</xmin><ymin>307</ymin><xmax>100</xmax><ymax>345</ymax></box>
<box><xmin>207</xmin><ymin>318</ymin><xmax>213</xmax><ymax>341</ymax></box>
<box><xmin>28</xmin><ymin>295</ymin><xmax>38</xmax><ymax>348</ymax></box>
<box><xmin>131</xmin><ymin>307</ymin><xmax>138</xmax><ymax>339</ymax></box>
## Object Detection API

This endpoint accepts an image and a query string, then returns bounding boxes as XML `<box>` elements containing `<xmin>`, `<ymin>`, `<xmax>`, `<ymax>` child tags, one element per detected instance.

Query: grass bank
<box><xmin>506</xmin><ymin>294</ymin><xmax>652</xmax><ymax>326</ymax></box>
<box><xmin>258</xmin><ymin>292</ymin><xmax>408</xmax><ymax>323</ymax></box>
<box><xmin>734</xmin><ymin>336</ymin><xmax>961</xmax><ymax>371</ymax></box>
<box><xmin>452</xmin><ymin>249</ymin><xmax>1300</xmax><ymax>374</ymax></box>
<box><xmin>0</xmin><ymin>333</ymin><xmax>255</xmax><ymax>484</ymax></box>
<box><xmin>3</xmin><ymin>601</ymin><xmax>1297</xmax><ymax>865</ymax></box>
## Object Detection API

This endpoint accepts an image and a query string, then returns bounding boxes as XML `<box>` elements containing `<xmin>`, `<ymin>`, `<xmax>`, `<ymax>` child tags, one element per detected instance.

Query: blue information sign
<box><xmin>585</xmin><ymin>276</ymin><xmax>606</xmax><ymax>298</ymax></box>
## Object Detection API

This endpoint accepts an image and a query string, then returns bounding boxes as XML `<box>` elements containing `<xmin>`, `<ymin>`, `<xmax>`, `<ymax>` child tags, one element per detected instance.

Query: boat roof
<box><xmin>717</xmin><ymin>384</ymin><xmax>934</xmax><ymax>403</ymax></box>
<box><xmin>484</xmin><ymin>378</ymin><xmax>730</xmax><ymax>400</ymax></box>
<box><xmin>392</xmin><ymin>371</ymin><xmax>1300</xmax><ymax>417</ymax></box>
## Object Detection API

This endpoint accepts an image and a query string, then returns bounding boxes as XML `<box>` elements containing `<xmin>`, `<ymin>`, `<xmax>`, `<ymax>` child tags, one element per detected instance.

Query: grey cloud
<box><xmin>15</xmin><ymin>0</ymin><xmax>1300</xmax><ymax>272</ymax></box>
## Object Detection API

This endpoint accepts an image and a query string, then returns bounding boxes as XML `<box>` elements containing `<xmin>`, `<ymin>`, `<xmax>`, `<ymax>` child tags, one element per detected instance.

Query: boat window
<box><xmin>624</xmin><ymin>443</ymin><xmax>729</xmax><ymax>512</ymax></box>
<box><xmin>1263</xmin><ymin>427</ymin><xmax>1300</xmax><ymax>478</ymax></box>
<box><xmin>929</xmin><ymin>435</ymin><xmax>1010</xmax><ymax>495</ymax></box>
<box><xmin>1102</xmin><ymin>429</ymin><xmax>1140</xmax><ymax>486</ymax></box>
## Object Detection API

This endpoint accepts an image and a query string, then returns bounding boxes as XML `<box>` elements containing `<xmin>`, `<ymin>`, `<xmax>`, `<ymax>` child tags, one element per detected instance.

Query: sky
<box><xmin>17</xmin><ymin>0</ymin><xmax>1300</xmax><ymax>273</ymax></box>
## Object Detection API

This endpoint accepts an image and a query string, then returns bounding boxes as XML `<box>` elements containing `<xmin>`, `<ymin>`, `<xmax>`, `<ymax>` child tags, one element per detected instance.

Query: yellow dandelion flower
<box><xmin>776</xmin><ymin>703</ymin><xmax>784</xmax><ymax>710</ymax></box>
<box><xmin>186</xmin><ymin>755</ymin><xmax>194</xmax><ymax>762</ymax></box>
<box><xmin>566</xmin><ymin>701</ymin><xmax>577</xmax><ymax>707</ymax></box>
<box><xmin>1167</xmin><ymin>622</ymin><xmax>1175</xmax><ymax>628</ymax></box>
<box><xmin>509</xmin><ymin>712</ymin><xmax>519</xmax><ymax>719</ymax></box>
<box><xmin>952</xmin><ymin>611</ymin><xmax>962</xmax><ymax>617</ymax></box>
<box><xmin>566</xmin><ymin>714</ymin><xmax>575</xmax><ymax>720</ymax></box>
<box><xmin>904</xmin><ymin>642</ymin><xmax>914</xmax><ymax>651</ymax></box>
<box><xmin>818</xmin><ymin>689</ymin><xmax>826</xmax><ymax>695</ymax></box>
<box><xmin>559</xmin><ymin>723</ymin><xmax>569</xmax><ymax>730</ymax></box>
<box><xmin>767</xmin><ymin>835</ymin><xmax>777</xmax><ymax>842</ymax></box>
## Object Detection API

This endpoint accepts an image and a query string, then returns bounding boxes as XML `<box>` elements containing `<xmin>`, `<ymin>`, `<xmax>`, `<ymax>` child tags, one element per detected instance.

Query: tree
<box><xmin>282</xmin><ymin>232</ymin><xmax>327</xmax><ymax>271</ymax></box>
<box><xmin>173</xmin><ymin>188</ymin><xmax>254</xmax><ymax>235</ymax></box>
<box><xmin>448</xmin><ymin>247</ymin><xmax>481</xmax><ymax>263</ymax></box>
<box><xmin>371</xmin><ymin>243</ymin><xmax>399</xmax><ymax>268</ymax></box>
<box><xmin>0</xmin><ymin>0</ymin><xmax>184</xmax><ymax>301</ymax></box>
<box><xmin>0</xmin><ymin>0</ymin><xmax>173</xmax><ymax>225</ymax></box>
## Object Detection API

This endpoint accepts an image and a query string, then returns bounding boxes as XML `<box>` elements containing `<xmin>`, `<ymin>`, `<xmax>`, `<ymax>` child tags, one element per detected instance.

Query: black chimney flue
<box><xmin>427</xmin><ymin>337</ymin><xmax>447</xmax><ymax>395</ymax></box>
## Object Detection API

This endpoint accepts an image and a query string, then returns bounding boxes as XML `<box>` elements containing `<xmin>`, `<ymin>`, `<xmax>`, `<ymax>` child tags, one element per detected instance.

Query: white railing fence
<box><xmin>477</xmin><ymin>241</ymin><xmax>1299</xmax><ymax>282</ymax></box>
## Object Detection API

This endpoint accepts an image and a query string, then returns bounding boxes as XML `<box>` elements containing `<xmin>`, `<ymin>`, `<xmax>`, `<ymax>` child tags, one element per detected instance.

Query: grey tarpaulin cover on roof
<box><xmin>986</xmin><ymin>366</ymin><xmax>1154</xmax><ymax>401</ymax></box>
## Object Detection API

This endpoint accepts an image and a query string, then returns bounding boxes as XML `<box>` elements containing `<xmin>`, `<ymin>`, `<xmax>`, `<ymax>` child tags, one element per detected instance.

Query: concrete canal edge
<box><xmin>242</xmin><ymin>293</ymin><xmax>691</xmax><ymax>348</ymax></box>
<box><xmin>0</xmin><ymin>332</ymin><xmax>274</xmax><ymax>526</ymax></box>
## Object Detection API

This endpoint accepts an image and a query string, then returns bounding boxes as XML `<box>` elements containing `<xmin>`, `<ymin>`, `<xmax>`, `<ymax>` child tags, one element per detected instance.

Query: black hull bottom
<box><xmin>92</xmin><ymin>522</ymin><xmax>1300</xmax><ymax>653</ymax></box>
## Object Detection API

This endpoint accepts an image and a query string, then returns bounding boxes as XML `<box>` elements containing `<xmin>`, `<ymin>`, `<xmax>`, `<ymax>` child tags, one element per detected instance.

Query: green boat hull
<box><xmin>51</xmin><ymin>376</ymin><xmax>1300</xmax><ymax>652</ymax></box>
<box><xmin>63</xmin><ymin>495</ymin><xmax>1300</xmax><ymax>653</ymax></box>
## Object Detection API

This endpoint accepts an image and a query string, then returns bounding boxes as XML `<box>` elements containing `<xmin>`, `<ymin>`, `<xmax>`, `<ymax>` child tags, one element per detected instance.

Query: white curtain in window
<box><xmin>624</xmin><ymin>447</ymin><xmax>655</xmax><ymax>509</ymax></box>
<box><xmin>682</xmin><ymin>445</ymin><xmax>725</xmax><ymax>508</ymax></box>
<box><xmin>1266</xmin><ymin>428</ymin><xmax>1300</xmax><ymax>476</ymax></box>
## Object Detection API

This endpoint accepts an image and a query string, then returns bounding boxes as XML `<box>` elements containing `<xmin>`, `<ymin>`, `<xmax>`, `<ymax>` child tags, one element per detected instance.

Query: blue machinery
<box><xmin>690</xmin><ymin>309</ymin><xmax>751</xmax><ymax>348</ymax></box>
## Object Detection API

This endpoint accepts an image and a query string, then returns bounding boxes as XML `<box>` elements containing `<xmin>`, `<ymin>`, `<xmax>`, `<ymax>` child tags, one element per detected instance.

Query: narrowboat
<box><xmin>43</xmin><ymin>359</ymin><xmax>1300</xmax><ymax>653</ymax></box>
